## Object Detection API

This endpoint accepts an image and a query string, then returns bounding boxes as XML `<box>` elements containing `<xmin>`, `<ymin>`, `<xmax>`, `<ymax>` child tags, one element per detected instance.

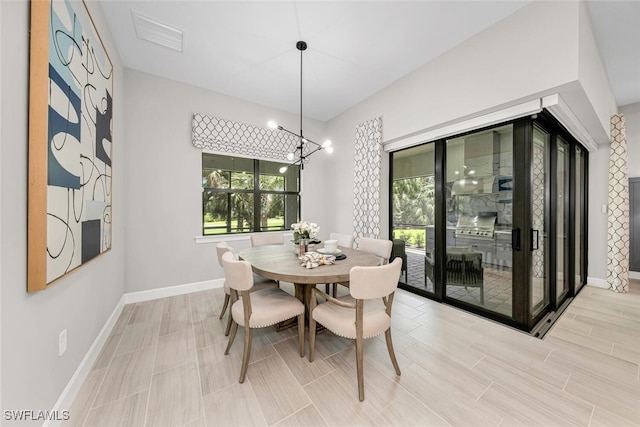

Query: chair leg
<box><xmin>309</xmin><ymin>314</ymin><xmax>316</xmax><ymax>362</ymax></box>
<box><xmin>224</xmin><ymin>308</ymin><xmax>233</xmax><ymax>336</ymax></box>
<box><xmin>384</xmin><ymin>328</ymin><xmax>401</xmax><ymax>376</ymax></box>
<box><xmin>325</xmin><ymin>283</ymin><xmax>330</xmax><ymax>294</ymax></box>
<box><xmin>224</xmin><ymin>320</ymin><xmax>238</xmax><ymax>355</ymax></box>
<box><xmin>239</xmin><ymin>326</ymin><xmax>252</xmax><ymax>383</ymax></box>
<box><xmin>297</xmin><ymin>313</ymin><xmax>305</xmax><ymax>357</ymax></box>
<box><xmin>356</xmin><ymin>335</ymin><xmax>365</xmax><ymax>402</ymax></box>
<box><xmin>219</xmin><ymin>293</ymin><xmax>230</xmax><ymax>319</ymax></box>
<box><xmin>332</xmin><ymin>283</ymin><xmax>337</xmax><ymax>298</ymax></box>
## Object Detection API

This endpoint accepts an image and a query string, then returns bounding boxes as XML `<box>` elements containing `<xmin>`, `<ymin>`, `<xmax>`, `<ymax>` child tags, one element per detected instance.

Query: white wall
<box><xmin>0</xmin><ymin>1</ymin><xmax>125</xmax><ymax>422</ymax></box>
<box><xmin>621</xmin><ymin>102</ymin><xmax>640</xmax><ymax>274</ymax></box>
<box><xmin>621</xmin><ymin>103</ymin><xmax>640</xmax><ymax>178</ymax></box>
<box><xmin>328</xmin><ymin>0</ymin><xmax>600</xmax><ymax>146</ymax></box>
<box><xmin>587</xmin><ymin>103</ymin><xmax>640</xmax><ymax>280</ymax></box>
<box><xmin>587</xmin><ymin>146</ymin><xmax>612</xmax><ymax>281</ymax></box>
<box><xmin>123</xmin><ymin>69</ymin><xmax>333</xmax><ymax>293</ymax></box>
<box><xmin>326</xmin><ymin>0</ymin><xmax>616</xmax><ymax>281</ymax></box>
<box><xmin>577</xmin><ymin>0</ymin><xmax>619</xmax><ymax>143</ymax></box>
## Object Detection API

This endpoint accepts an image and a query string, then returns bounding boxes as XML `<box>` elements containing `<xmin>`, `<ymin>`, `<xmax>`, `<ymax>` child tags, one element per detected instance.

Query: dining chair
<box><xmin>250</xmin><ymin>232</ymin><xmax>284</xmax><ymax>247</ymax></box>
<box><xmin>325</xmin><ymin>232</ymin><xmax>355</xmax><ymax>296</ymax></box>
<box><xmin>215</xmin><ymin>242</ymin><xmax>278</xmax><ymax>336</ymax></box>
<box><xmin>221</xmin><ymin>251</ymin><xmax>305</xmax><ymax>383</ymax></box>
<box><xmin>333</xmin><ymin>237</ymin><xmax>394</xmax><ymax>297</ymax></box>
<box><xmin>357</xmin><ymin>237</ymin><xmax>393</xmax><ymax>265</ymax></box>
<box><xmin>308</xmin><ymin>258</ymin><xmax>403</xmax><ymax>401</ymax></box>
<box><xmin>329</xmin><ymin>232</ymin><xmax>354</xmax><ymax>249</ymax></box>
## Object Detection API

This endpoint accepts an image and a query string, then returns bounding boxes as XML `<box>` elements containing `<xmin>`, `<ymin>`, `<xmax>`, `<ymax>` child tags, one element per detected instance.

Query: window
<box><xmin>202</xmin><ymin>153</ymin><xmax>300</xmax><ymax>234</ymax></box>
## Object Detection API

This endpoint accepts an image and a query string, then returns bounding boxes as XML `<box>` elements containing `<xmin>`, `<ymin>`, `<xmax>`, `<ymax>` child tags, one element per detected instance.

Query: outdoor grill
<box><xmin>454</xmin><ymin>214</ymin><xmax>496</xmax><ymax>239</ymax></box>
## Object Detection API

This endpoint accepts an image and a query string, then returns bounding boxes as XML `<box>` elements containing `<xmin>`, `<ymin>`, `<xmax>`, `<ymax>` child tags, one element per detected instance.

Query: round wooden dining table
<box><xmin>238</xmin><ymin>244</ymin><xmax>380</xmax><ymax>328</ymax></box>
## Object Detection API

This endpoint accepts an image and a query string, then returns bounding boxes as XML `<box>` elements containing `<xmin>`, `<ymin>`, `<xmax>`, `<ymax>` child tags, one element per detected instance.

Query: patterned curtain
<box><xmin>607</xmin><ymin>114</ymin><xmax>630</xmax><ymax>293</ymax></box>
<box><xmin>191</xmin><ymin>113</ymin><xmax>305</xmax><ymax>161</ymax></box>
<box><xmin>353</xmin><ymin>117</ymin><xmax>383</xmax><ymax>245</ymax></box>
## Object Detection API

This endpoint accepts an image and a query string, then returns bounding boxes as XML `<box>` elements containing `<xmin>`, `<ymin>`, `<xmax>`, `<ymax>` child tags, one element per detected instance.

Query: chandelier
<box><xmin>268</xmin><ymin>41</ymin><xmax>333</xmax><ymax>173</ymax></box>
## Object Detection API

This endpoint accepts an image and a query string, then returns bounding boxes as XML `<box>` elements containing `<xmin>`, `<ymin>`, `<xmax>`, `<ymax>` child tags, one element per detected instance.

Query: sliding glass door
<box><xmin>574</xmin><ymin>146</ymin><xmax>587</xmax><ymax>292</ymax></box>
<box><xmin>530</xmin><ymin>125</ymin><xmax>549</xmax><ymax>318</ymax></box>
<box><xmin>390</xmin><ymin>111</ymin><xmax>588</xmax><ymax>332</ymax></box>
<box><xmin>391</xmin><ymin>143</ymin><xmax>436</xmax><ymax>294</ymax></box>
<box><xmin>556</xmin><ymin>137</ymin><xmax>570</xmax><ymax>306</ymax></box>
<box><xmin>443</xmin><ymin>125</ymin><xmax>514</xmax><ymax>317</ymax></box>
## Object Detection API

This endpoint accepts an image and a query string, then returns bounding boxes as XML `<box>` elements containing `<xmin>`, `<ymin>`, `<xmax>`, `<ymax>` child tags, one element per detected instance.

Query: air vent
<box><xmin>132</xmin><ymin>10</ymin><xmax>183</xmax><ymax>52</ymax></box>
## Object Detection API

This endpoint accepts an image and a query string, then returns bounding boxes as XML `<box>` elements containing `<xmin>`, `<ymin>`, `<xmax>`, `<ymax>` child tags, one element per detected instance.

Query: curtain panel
<box><xmin>607</xmin><ymin>114</ymin><xmax>630</xmax><ymax>293</ymax></box>
<box><xmin>353</xmin><ymin>117</ymin><xmax>383</xmax><ymax>245</ymax></box>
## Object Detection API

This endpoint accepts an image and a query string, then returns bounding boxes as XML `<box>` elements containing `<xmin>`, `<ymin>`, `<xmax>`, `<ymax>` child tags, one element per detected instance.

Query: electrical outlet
<box><xmin>59</xmin><ymin>329</ymin><xmax>67</xmax><ymax>356</ymax></box>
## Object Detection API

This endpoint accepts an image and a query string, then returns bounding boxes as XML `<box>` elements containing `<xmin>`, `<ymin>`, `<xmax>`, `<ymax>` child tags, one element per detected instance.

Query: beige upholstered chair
<box><xmin>325</xmin><ymin>232</ymin><xmax>355</xmax><ymax>296</ymax></box>
<box><xmin>250</xmin><ymin>232</ymin><xmax>284</xmax><ymax>247</ymax></box>
<box><xmin>215</xmin><ymin>242</ymin><xmax>277</xmax><ymax>336</ymax></box>
<box><xmin>221</xmin><ymin>251</ymin><xmax>305</xmax><ymax>383</ymax></box>
<box><xmin>333</xmin><ymin>237</ymin><xmax>393</xmax><ymax>296</ymax></box>
<box><xmin>357</xmin><ymin>237</ymin><xmax>393</xmax><ymax>265</ymax></box>
<box><xmin>309</xmin><ymin>258</ymin><xmax>403</xmax><ymax>401</ymax></box>
<box><xmin>250</xmin><ymin>233</ymin><xmax>284</xmax><ymax>286</ymax></box>
<box><xmin>329</xmin><ymin>232</ymin><xmax>354</xmax><ymax>249</ymax></box>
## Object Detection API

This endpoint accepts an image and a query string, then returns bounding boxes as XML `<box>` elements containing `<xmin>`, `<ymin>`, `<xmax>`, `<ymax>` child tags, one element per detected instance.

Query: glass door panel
<box><xmin>391</xmin><ymin>143</ymin><xmax>436</xmax><ymax>294</ymax></box>
<box><xmin>531</xmin><ymin>126</ymin><xmax>549</xmax><ymax>316</ymax></box>
<box><xmin>556</xmin><ymin>138</ymin><xmax>570</xmax><ymax>303</ymax></box>
<box><xmin>574</xmin><ymin>146</ymin><xmax>586</xmax><ymax>292</ymax></box>
<box><xmin>445</xmin><ymin>125</ymin><xmax>513</xmax><ymax>316</ymax></box>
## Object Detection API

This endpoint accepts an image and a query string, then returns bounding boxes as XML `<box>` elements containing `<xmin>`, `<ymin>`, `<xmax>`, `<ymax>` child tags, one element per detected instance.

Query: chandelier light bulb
<box><xmin>267</xmin><ymin>121</ymin><xmax>278</xmax><ymax>129</ymax></box>
<box><xmin>279</xmin><ymin>166</ymin><xmax>288</xmax><ymax>173</ymax></box>
<box><xmin>322</xmin><ymin>140</ymin><xmax>332</xmax><ymax>148</ymax></box>
<box><xmin>287</xmin><ymin>152</ymin><xmax>295</xmax><ymax>161</ymax></box>
<box><xmin>325</xmin><ymin>146</ymin><xmax>334</xmax><ymax>154</ymax></box>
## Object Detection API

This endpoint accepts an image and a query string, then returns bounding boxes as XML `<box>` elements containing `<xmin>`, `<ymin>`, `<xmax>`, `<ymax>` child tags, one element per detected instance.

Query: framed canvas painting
<box><xmin>28</xmin><ymin>0</ymin><xmax>113</xmax><ymax>291</ymax></box>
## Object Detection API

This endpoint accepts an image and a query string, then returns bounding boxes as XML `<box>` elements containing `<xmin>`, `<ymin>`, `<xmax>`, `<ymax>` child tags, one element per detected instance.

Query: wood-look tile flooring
<box><xmin>64</xmin><ymin>280</ymin><xmax>640</xmax><ymax>427</ymax></box>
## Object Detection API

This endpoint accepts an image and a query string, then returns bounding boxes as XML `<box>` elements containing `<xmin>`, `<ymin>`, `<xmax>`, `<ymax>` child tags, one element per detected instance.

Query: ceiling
<box><xmin>100</xmin><ymin>0</ymin><xmax>640</xmax><ymax>122</ymax></box>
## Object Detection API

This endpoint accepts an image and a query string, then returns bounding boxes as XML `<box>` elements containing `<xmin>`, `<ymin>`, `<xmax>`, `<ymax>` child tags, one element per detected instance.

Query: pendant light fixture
<box><xmin>268</xmin><ymin>41</ymin><xmax>333</xmax><ymax>173</ymax></box>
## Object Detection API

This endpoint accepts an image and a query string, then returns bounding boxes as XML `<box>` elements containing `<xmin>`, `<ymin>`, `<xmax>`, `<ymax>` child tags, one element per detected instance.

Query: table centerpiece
<box><xmin>291</xmin><ymin>221</ymin><xmax>320</xmax><ymax>255</ymax></box>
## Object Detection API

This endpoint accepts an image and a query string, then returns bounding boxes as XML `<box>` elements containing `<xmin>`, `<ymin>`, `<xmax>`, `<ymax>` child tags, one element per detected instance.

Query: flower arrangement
<box><xmin>291</xmin><ymin>221</ymin><xmax>320</xmax><ymax>243</ymax></box>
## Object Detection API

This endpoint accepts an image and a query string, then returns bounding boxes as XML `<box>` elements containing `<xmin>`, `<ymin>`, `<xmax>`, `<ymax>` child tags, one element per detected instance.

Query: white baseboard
<box><xmin>124</xmin><ymin>278</ymin><xmax>224</xmax><ymax>304</ymax></box>
<box><xmin>587</xmin><ymin>276</ymin><xmax>608</xmax><ymax>289</ymax></box>
<box><xmin>47</xmin><ymin>278</ymin><xmax>224</xmax><ymax>427</ymax></box>
<box><xmin>44</xmin><ymin>295</ymin><xmax>125</xmax><ymax>427</ymax></box>
<box><xmin>587</xmin><ymin>273</ymin><xmax>640</xmax><ymax>288</ymax></box>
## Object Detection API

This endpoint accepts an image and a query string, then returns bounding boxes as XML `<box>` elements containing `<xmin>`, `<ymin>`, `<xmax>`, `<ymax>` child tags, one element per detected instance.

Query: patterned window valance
<box><xmin>192</xmin><ymin>113</ymin><xmax>302</xmax><ymax>162</ymax></box>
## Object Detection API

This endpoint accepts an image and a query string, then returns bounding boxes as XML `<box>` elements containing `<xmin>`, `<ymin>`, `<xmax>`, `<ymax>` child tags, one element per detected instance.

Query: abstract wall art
<box><xmin>28</xmin><ymin>0</ymin><xmax>113</xmax><ymax>291</ymax></box>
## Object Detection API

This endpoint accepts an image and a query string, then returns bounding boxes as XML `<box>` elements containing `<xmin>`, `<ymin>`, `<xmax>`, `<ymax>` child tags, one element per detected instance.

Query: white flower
<box><xmin>291</xmin><ymin>220</ymin><xmax>319</xmax><ymax>239</ymax></box>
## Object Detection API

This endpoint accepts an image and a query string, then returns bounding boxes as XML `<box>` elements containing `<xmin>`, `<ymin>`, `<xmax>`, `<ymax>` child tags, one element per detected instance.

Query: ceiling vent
<box><xmin>132</xmin><ymin>10</ymin><xmax>183</xmax><ymax>52</ymax></box>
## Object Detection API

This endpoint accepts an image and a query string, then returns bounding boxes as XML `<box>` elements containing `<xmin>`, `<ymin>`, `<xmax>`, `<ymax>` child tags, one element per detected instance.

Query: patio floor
<box><xmin>400</xmin><ymin>248</ymin><xmax>513</xmax><ymax>317</ymax></box>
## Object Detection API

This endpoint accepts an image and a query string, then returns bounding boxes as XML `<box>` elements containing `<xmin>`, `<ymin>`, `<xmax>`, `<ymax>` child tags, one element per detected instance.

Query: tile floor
<box><xmin>63</xmin><ymin>280</ymin><xmax>640</xmax><ymax>427</ymax></box>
